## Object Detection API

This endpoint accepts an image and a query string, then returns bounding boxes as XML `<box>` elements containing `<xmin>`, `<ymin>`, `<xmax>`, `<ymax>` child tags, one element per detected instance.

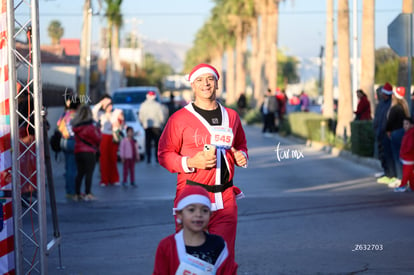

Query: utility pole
<box><xmin>319</xmin><ymin>45</ymin><xmax>324</xmax><ymax>96</ymax></box>
<box><xmin>79</xmin><ymin>0</ymin><xmax>92</xmax><ymax>99</ymax></box>
<box><xmin>352</xmin><ymin>0</ymin><xmax>359</xmax><ymax>111</ymax></box>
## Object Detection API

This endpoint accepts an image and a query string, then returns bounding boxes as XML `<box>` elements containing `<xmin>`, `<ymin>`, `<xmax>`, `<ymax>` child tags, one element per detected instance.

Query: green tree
<box><xmin>47</xmin><ymin>20</ymin><xmax>64</xmax><ymax>45</ymax></box>
<box><xmin>127</xmin><ymin>53</ymin><xmax>174</xmax><ymax>89</ymax></box>
<box><xmin>104</xmin><ymin>0</ymin><xmax>123</xmax><ymax>93</ymax></box>
<box><xmin>277</xmin><ymin>54</ymin><xmax>299</xmax><ymax>87</ymax></box>
<box><xmin>375</xmin><ymin>47</ymin><xmax>399</xmax><ymax>85</ymax></box>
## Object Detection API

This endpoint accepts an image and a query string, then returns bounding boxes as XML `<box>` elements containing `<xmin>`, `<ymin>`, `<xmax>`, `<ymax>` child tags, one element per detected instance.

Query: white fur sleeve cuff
<box><xmin>182</xmin><ymin>157</ymin><xmax>195</xmax><ymax>173</ymax></box>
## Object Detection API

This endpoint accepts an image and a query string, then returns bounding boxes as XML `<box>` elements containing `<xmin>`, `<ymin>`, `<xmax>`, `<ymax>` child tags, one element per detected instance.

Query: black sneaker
<box><xmin>131</xmin><ymin>182</ymin><xmax>138</xmax><ymax>188</ymax></box>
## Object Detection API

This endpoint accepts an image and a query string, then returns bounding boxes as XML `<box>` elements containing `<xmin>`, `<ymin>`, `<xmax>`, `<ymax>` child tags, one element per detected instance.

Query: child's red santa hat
<box><xmin>185</xmin><ymin>63</ymin><xmax>220</xmax><ymax>84</ymax></box>
<box><xmin>173</xmin><ymin>185</ymin><xmax>211</xmax><ymax>215</ymax></box>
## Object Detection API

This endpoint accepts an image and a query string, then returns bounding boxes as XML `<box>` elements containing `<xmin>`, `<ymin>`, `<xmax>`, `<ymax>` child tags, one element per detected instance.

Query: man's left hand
<box><xmin>231</xmin><ymin>147</ymin><xmax>247</xmax><ymax>167</ymax></box>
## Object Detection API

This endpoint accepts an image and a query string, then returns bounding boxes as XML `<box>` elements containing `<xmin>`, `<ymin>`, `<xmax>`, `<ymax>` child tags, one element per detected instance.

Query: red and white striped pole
<box><xmin>0</xmin><ymin>0</ymin><xmax>15</xmax><ymax>274</ymax></box>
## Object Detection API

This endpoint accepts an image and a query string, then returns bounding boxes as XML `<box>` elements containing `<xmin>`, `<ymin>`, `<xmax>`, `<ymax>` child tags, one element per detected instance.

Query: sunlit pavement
<box><xmin>46</xmin><ymin>123</ymin><xmax>414</xmax><ymax>275</ymax></box>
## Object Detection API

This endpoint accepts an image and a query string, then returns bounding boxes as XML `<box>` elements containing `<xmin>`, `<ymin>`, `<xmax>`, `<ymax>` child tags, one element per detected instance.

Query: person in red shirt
<box><xmin>354</xmin><ymin>89</ymin><xmax>372</xmax><ymax>120</ymax></box>
<box><xmin>72</xmin><ymin>105</ymin><xmax>102</xmax><ymax>201</ymax></box>
<box><xmin>158</xmin><ymin>63</ymin><xmax>248</xmax><ymax>269</ymax></box>
<box><xmin>394</xmin><ymin>116</ymin><xmax>414</xmax><ymax>192</ymax></box>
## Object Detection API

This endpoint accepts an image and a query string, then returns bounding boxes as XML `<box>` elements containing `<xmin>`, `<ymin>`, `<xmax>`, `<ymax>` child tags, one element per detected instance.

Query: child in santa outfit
<box><xmin>394</xmin><ymin>116</ymin><xmax>414</xmax><ymax>192</ymax></box>
<box><xmin>153</xmin><ymin>185</ymin><xmax>237</xmax><ymax>275</ymax></box>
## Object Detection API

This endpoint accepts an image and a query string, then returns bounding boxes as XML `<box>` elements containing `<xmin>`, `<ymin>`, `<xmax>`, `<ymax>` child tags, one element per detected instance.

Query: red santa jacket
<box><xmin>153</xmin><ymin>231</ymin><xmax>237</xmax><ymax>275</ymax></box>
<box><xmin>400</xmin><ymin>127</ymin><xmax>414</xmax><ymax>162</ymax></box>
<box><xmin>72</xmin><ymin>120</ymin><xmax>101</xmax><ymax>153</ymax></box>
<box><xmin>158</xmin><ymin>103</ymin><xmax>248</xmax><ymax>208</ymax></box>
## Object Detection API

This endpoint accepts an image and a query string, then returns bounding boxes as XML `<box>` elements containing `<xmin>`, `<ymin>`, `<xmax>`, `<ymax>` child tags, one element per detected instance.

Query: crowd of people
<box><xmin>373</xmin><ymin>83</ymin><xmax>414</xmax><ymax>193</ymax></box>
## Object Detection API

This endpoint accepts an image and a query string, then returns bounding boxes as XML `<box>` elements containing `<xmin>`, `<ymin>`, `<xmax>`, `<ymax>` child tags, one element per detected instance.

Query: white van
<box><xmin>111</xmin><ymin>86</ymin><xmax>161</xmax><ymax>114</ymax></box>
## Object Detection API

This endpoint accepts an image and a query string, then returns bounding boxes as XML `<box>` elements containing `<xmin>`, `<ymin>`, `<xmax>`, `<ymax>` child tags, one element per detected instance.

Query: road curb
<box><xmin>305</xmin><ymin>139</ymin><xmax>382</xmax><ymax>171</ymax></box>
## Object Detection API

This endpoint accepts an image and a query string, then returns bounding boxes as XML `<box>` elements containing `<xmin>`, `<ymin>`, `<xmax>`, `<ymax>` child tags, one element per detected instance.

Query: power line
<box><xmin>18</xmin><ymin>9</ymin><xmax>400</xmax><ymax>18</ymax></box>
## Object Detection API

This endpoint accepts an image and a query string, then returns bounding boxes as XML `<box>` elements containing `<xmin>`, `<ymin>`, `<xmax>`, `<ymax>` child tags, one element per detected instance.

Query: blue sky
<box><xmin>36</xmin><ymin>0</ymin><xmax>401</xmax><ymax>58</ymax></box>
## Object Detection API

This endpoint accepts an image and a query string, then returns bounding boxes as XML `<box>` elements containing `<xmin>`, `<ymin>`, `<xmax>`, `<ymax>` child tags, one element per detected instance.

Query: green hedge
<box><xmin>350</xmin><ymin>120</ymin><xmax>375</xmax><ymax>157</ymax></box>
<box><xmin>288</xmin><ymin>112</ymin><xmax>329</xmax><ymax>139</ymax></box>
<box><xmin>305</xmin><ymin>118</ymin><xmax>335</xmax><ymax>142</ymax></box>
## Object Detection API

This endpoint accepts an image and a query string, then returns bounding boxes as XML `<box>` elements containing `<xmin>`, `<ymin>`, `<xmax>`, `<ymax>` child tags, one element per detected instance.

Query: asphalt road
<box><xmin>45</xmin><ymin>123</ymin><xmax>414</xmax><ymax>275</ymax></box>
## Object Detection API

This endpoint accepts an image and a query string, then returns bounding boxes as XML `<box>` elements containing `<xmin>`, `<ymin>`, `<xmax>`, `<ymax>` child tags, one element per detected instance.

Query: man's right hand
<box><xmin>187</xmin><ymin>151</ymin><xmax>217</xmax><ymax>170</ymax></box>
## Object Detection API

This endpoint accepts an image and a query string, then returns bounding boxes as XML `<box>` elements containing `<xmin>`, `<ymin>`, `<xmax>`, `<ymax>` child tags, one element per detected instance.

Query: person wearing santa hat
<box><xmin>385</xmin><ymin>86</ymin><xmax>411</xmax><ymax>187</ymax></box>
<box><xmin>158</xmin><ymin>63</ymin><xmax>248</xmax><ymax>268</ymax></box>
<box><xmin>374</xmin><ymin>83</ymin><xmax>395</xmax><ymax>185</ymax></box>
<box><xmin>153</xmin><ymin>185</ymin><xmax>237</xmax><ymax>274</ymax></box>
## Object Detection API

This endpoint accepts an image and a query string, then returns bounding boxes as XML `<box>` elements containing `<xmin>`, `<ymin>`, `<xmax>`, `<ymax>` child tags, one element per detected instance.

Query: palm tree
<box><xmin>221</xmin><ymin>0</ymin><xmax>255</xmax><ymax>104</ymax></box>
<box><xmin>336</xmin><ymin>0</ymin><xmax>353</xmax><ymax>137</ymax></box>
<box><xmin>249</xmin><ymin>14</ymin><xmax>259</xmax><ymax>107</ymax></box>
<box><xmin>105</xmin><ymin>0</ymin><xmax>123</xmax><ymax>94</ymax></box>
<box><xmin>266</xmin><ymin>0</ymin><xmax>281</xmax><ymax>91</ymax></box>
<box><xmin>252</xmin><ymin>0</ymin><xmax>269</xmax><ymax>108</ymax></box>
<box><xmin>359</xmin><ymin>0</ymin><xmax>375</xmax><ymax>115</ymax></box>
<box><xmin>47</xmin><ymin>20</ymin><xmax>64</xmax><ymax>45</ymax></box>
<box><xmin>323</xmin><ymin>0</ymin><xmax>334</xmax><ymax>118</ymax></box>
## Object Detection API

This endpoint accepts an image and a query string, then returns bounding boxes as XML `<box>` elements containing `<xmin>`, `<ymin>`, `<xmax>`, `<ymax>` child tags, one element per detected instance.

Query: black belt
<box><xmin>186</xmin><ymin>179</ymin><xmax>233</xmax><ymax>193</ymax></box>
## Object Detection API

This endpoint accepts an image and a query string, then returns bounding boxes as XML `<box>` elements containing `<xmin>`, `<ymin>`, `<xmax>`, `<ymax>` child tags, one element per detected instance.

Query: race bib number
<box><xmin>210</xmin><ymin>126</ymin><xmax>233</xmax><ymax>149</ymax></box>
<box><xmin>175</xmin><ymin>254</ymin><xmax>214</xmax><ymax>275</ymax></box>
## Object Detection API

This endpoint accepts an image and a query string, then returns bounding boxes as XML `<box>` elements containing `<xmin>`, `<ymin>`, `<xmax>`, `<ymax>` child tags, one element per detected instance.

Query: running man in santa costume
<box><xmin>158</xmin><ymin>63</ymin><xmax>248</xmax><ymax>268</ymax></box>
<box><xmin>153</xmin><ymin>185</ymin><xmax>237</xmax><ymax>274</ymax></box>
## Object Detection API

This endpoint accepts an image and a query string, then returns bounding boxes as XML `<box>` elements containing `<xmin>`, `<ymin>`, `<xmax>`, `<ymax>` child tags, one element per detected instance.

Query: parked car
<box><xmin>111</xmin><ymin>86</ymin><xmax>161</xmax><ymax>114</ymax></box>
<box><xmin>116</xmin><ymin>105</ymin><xmax>146</xmax><ymax>160</ymax></box>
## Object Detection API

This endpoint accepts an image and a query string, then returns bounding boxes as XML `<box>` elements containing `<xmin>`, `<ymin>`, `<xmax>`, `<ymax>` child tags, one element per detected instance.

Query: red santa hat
<box><xmin>381</xmin><ymin>82</ymin><xmax>393</xmax><ymax>95</ymax></box>
<box><xmin>185</xmin><ymin>63</ymin><xmax>220</xmax><ymax>84</ymax></box>
<box><xmin>173</xmin><ymin>185</ymin><xmax>211</xmax><ymax>215</ymax></box>
<box><xmin>146</xmin><ymin>90</ymin><xmax>156</xmax><ymax>99</ymax></box>
<box><xmin>394</xmin><ymin>86</ymin><xmax>405</xmax><ymax>99</ymax></box>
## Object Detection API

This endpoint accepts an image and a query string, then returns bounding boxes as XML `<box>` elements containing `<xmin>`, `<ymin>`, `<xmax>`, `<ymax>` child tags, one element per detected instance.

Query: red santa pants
<box><xmin>208</xmin><ymin>201</ymin><xmax>238</xmax><ymax>264</ymax></box>
<box><xmin>99</xmin><ymin>134</ymin><xmax>119</xmax><ymax>185</ymax></box>
<box><xmin>400</xmin><ymin>164</ymin><xmax>414</xmax><ymax>190</ymax></box>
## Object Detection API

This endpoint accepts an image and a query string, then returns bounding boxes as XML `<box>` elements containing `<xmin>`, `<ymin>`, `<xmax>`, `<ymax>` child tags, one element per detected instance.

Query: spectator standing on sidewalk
<box><xmin>153</xmin><ymin>185</ymin><xmax>237</xmax><ymax>275</ymax></box>
<box><xmin>57</xmin><ymin>95</ymin><xmax>80</xmax><ymax>199</ymax></box>
<box><xmin>354</xmin><ymin>89</ymin><xmax>372</xmax><ymax>120</ymax></box>
<box><xmin>72</xmin><ymin>105</ymin><xmax>101</xmax><ymax>201</ymax></box>
<box><xmin>236</xmin><ymin>92</ymin><xmax>247</xmax><ymax>116</ymax></box>
<box><xmin>299</xmin><ymin>90</ymin><xmax>310</xmax><ymax>112</ymax></box>
<box><xmin>119</xmin><ymin>126</ymin><xmax>140</xmax><ymax>187</ymax></box>
<box><xmin>385</xmin><ymin>86</ymin><xmax>411</xmax><ymax>186</ymax></box>
<box><xmin>158</xmin><ymin>63</ymin><xmax>248</xmax><ymax>269</ymax></box>
<box><xmin>394</xmin><ymin>116</ymin><xmax>414</xmax><ymax>192</ymax></box>
<box><xmin>261</xmin><ymin>88</ymin><xmax>278</xmax><ymax>135</ymax></box>
<box><xmin>139</xmin><ymin>91</ymin><xmax>166</xmax><ymax>164</ymax></box>
<box><xmin>373</xmin><ymin>83</ymin><xmax>395</xmax><ymax>185</ymax></box>
<box><xmin>92</xmin><ymin>96</ymin><xmax>121</xmax><ymax>186</ymax></box>
<box><xmin>276</xmin><ymin>88</ymin><xmax>288</xmax><ymax>121</ymax></box>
